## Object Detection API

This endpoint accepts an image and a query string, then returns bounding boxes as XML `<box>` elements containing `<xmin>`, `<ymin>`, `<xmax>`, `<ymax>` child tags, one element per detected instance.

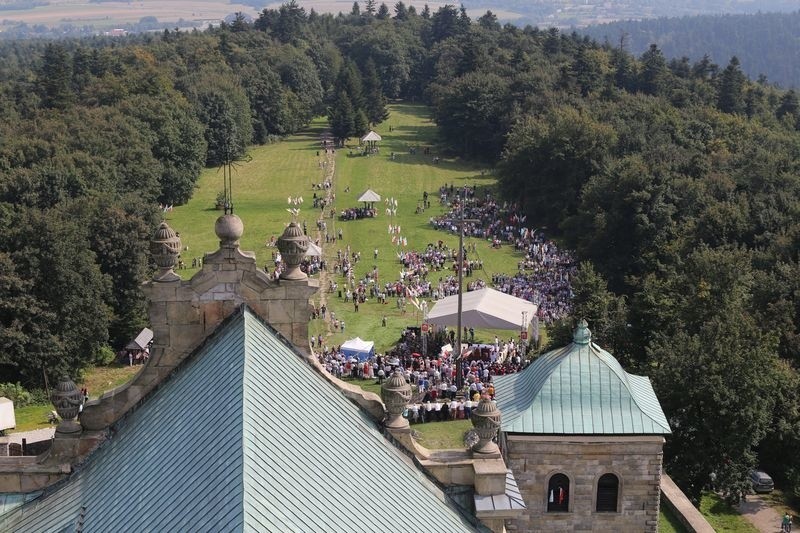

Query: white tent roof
<box><xmin>357</xmin><ymin>189</ymin><xmax>381</xmax><ymax>202</ymax></box>
<box><xmin>341</xmin><ymin>337</ymin><xmax>374</xmax><ymax>351</ymax></box>
<box><xmin>361</xmin><ymin>130</ymin><xmax>382</xmax><ymax>142</ymax></box>
<box><xmin>427</xmin><ymin>288</ymin><xmax>537</xmax><ymax>330</ymax></box>
<box><xmin>306</xmin><ymin>241</ymin><xmax>323</xmax><ymax>257</ymax></box>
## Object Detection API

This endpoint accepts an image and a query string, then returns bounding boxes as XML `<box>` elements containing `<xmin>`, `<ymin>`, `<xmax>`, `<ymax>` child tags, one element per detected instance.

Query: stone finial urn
<box><xmin>381</xmin><ymin>370</ymin><xmax>411</xmax><ymax>429</ymax></box>
<box><xmin>151</xmin><ymin>221</ymin><xmax>182</xmax><ymax>281</ymax></box>
<box><xmin>471</xmin><ymin>395</ymin><xmax>501</xmax><ymax>454</ymax></box>
<box><xmin>276</xmin><ymin>221</ymin><xmax>309</xmax><ymax>280</ymax></box>
<box><xmin>51</xmin><ymin>376</ymin><xmax>84</xmax><ymax>434</ymax></box>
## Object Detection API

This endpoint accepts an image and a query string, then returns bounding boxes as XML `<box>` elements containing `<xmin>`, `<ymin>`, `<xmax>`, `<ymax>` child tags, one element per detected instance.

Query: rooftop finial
<box><xmin>276</xmin><ymin>221</ymin><xmax>309</xmax><ymax>280</ymax></box>
<box><xmin>214</xmin><ymin>213</ymin><xmax>244</xmax><ymax>248</ymax></box>
<box><xmin>573</xmin><ymin>319</ymin><xmax>592</xmax><ymax>344</ymax></box>
<box><xmin>151</xmin><ymin>222</ymin><xmax>182</xmax><ymax>282</ymax></box>
<box><xmin>51</xmin><ymin>376</ymin><xmax>83</xmax><ymax>434</ymax></box>
<box><xmin>381</xmin><ymin>370</ymin><xmax>411</xmax><ymax>430</ymax></box>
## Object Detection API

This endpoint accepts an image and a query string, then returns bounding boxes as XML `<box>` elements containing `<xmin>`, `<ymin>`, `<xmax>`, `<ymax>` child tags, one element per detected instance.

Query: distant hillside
<box><xmin>579</xmin><ymin>10</ymin><xmax>800</xmax><ymax>88</ymax></box>
<box><xmin>459</xmin><ymin>0</ymin><xmax>799</xmax><ymax>28</ymax></box>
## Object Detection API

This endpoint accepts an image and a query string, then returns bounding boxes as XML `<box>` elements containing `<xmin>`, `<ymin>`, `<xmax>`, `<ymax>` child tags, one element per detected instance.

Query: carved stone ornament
<box><xmin>150</xmin><ymin>222</ymin><xmax>182</xmax><ymax>281</ymax></box>
<box><xmin>276</xmin><ymin>221</ymin><xmax>309</xmax><ymax>280</ymax></box>
<box><xmin>471</xmin><ymin>395</ymin><xmax>501</xmax><ymax>454</ymax></box>
<box><xmin>381</xmin><ymin>370</ymin><xmax>411</xmax><ymax>429</ymax></box>
<box><xmin>51</xmin><ymin>376</ymin><xmax>84</xmax><ymax>434</ymax></box>
<box><xmin>215</xmin><ymin>213</ymin><xmax>244</xmax><ymax>248</ymax></box>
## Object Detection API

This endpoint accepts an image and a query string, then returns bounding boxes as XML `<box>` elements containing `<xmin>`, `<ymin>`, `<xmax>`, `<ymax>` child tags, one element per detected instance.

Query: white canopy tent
<box><xmin>305</xmin><ymin>241</ymin><xmax>323</xmax><ymax>257</ymax></box>
<box><xmin>357</xmin><ymin>189</ymin><xmax>381</xmax><ymax>203</ymax></box>
<box><xmin>427</xmin><ymin>288</ymin><xmax>538</xmax><ymax>330</ymax></box>
<box><xmin>340</xmin><ymin>337</ymin><xmax>375</xmax><ymax>361</ymax></box>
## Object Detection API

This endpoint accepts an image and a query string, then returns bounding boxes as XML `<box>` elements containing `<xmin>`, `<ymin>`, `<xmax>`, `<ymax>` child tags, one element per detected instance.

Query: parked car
<box><xmin>750</xmin><ymin>470</ymin><xmax>775</xmax><ymax>493</ymax></box>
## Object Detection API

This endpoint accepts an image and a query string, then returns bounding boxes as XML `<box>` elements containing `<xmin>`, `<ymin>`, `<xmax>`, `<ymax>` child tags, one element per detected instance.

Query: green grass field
<box><xmin>167</xmin><ymin>103</ymin><xmax>533</xmax><ymax>353</ymax></box>
<box><xmin>659</xmin><ymin>505</ymin><xmax>689</xmax><ymax>533</ymax></box>
<box><xmin>700</xmin><ymin>492</ymin><xmax>759</xmax><ymax>532</ymax></box>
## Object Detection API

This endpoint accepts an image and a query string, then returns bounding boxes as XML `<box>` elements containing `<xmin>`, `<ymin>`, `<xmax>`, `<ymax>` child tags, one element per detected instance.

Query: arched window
<box><xmin>596</xmin><ymin>473</ymin><xmax>619</xmax><ymax>512</ymax></box>
<box><xmin>547</xmin><ymin>473</ymin><xmax>570</xmax><ymax>512</ymax></box>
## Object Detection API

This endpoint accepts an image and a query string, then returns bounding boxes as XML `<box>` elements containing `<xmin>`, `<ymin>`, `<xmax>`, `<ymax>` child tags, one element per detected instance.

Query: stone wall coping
<box><xmin>661</xmin><ymin>473</ymin><xmax>715</xmax><ymax>533</ymax></box>
<box><xmin>506</xmin><ymin>434</ymin><xmax>665</xmax><ymax>444</ymax></box>
<box><xmin>420</xmin><ymin>450</ymin><xmax>474</xmax><ymax>466</ymax></box>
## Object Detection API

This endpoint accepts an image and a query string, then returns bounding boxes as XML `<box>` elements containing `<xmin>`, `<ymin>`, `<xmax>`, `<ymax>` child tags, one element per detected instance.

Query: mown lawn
<box><xmin>167</xmin><ymin>103</ymin><xmax>539</xmax><ymax>353</ymax></box>
<box><xmin>700</xmin><ymin>492</ymin><xmax>759</xmax><ymax>532</ymax></box>
<box><xmin>659</xmin><ymin>505</ymin><xmax>688</xmax><ymax>533</ymax></box>
<box><xmin>414</xmin><ymin>419</ymin><xmax>474</xmax><ymax>449</ymax></box>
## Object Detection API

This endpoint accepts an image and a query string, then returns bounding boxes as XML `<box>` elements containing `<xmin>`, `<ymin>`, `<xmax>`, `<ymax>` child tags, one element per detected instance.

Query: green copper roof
<box><xmin>2</xmin><ymin>307</ymin><xmax>485</xmax><ymax>533</ymax></box>
<box><xmin>494</xmin><ymin>321</ymin><xmax>671</xmax><ymax>435</ymax></box>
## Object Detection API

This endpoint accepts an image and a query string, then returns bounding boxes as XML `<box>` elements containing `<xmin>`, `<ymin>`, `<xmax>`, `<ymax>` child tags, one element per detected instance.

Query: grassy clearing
<box><xmin>414</xmin><ymin>419</ymin><xmax>473</xmax><ymax>449</ymax></box>
<box><xmin>700</xmin><ymin>492</ymin><xmax>759</xmax><ymax>532</ymax></box>
<box><xmin>168</xmin><ymin>103</ymin><xmax>535</xmax><ymax>353</ymax></box>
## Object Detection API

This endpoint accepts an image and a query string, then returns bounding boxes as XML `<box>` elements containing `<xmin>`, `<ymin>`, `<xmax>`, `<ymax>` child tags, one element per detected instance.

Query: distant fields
<box><xmin>0</xmin><ymin>0</ymin><xmax>258</xmax><ymax>30</ymax></box>
<box><xmin>0</xmin><ymin>0</ymin><xmax>521</xmax><ymax>32</ymax></box>
<box><xmin>167</xmin><ymin>103</ymin><xmax>530</xmax><ymax>352</ymax></box>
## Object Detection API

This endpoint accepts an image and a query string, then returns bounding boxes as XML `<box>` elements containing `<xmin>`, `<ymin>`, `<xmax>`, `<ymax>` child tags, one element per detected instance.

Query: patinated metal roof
<box><xmin>2</xmin><ymin>307</ymin><xmax>485</xmax><ymax>532</ymax></box>
<box><xmin>494</xmin><ymin>321</ymin><xmax>671</xmax><ymax>435</ymax></box>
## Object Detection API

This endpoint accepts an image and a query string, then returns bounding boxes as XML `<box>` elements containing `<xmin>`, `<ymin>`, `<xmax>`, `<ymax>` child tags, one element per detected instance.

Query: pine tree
<box><xmin>329</xmin><ymin>90</ymin><xmax>355</xmax><ymax>143</ymax></box>
<box><xmin>393</xmin><ymin>1</ymin><xmax>408</xmax><ymax>20</ymax></box>
<box><xmin>376</xmin><ymin>3</ymin><xmax>390</xmax><ymax>19</ymax></box>
<box><xmin>638</xmin><ymin>44</ymin><xmax>667</xmax><ymax>96</ymax></box>
<box><xmin>354</xmin><ymin>109</ymin><xmax>369</xmax><ymax>137</ymax></box>
<box><xmin>776</xmin><ymin>89</ymin><xmax>799</xmax><ymax>120</ymax></box>
<box><xmin>38</xmin><ymin>44</ymin><xmax>74</xmax><ymax>109</ymax></box>
<box><xmin>362</xmin><ymin>59</ymin><xmax>389</xmax><ymax>126</ymax></box>
<box><xmin>717</xmin><ymin>56</ymin><xmax>746</xmax><ymax>114</ymax></box>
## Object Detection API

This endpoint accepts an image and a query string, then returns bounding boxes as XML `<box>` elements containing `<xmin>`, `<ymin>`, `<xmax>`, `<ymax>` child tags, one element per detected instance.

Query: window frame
<box><xmin>545</xmin><ymin>472</ymin><xmax>572</xmax><ymax>513</ymax></box>
<box><xmin>594</xmin><ymin>472</ymin><xmax>621</xmax><ymax>513</ymax></box>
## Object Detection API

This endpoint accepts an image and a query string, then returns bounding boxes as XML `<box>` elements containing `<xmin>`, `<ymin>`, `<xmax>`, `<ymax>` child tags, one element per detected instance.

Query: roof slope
<box><xmin>124</xmin><ymin>327</ymin><xmax>152</xmax><ymax>350</ymax></box>
<box><xmin>361</xmin><ymin>130</ymin><xmax>382</xmax><ymax>142</ymax></box>
<box><xmin>357</xmin><ymin>188</ymin><xmax>381</xmax><ymax>202</ymax></box>
<box><xmin>427</xmin><ymin>288</ymin><xmax>537</xmax><ymax>330</ymax></box>
<box><xmin>494</xmin><ymin>321</ymin><xmax>671</xmax><ymax>435</ymax></box>
<box><xmin>3</xmin><ymin>308</ymin><xmax>484</xmax><ymax>533</ymax></box>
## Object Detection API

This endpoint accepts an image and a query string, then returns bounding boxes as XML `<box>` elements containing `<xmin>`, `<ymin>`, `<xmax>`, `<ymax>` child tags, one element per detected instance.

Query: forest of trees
<box><xmin>580</xmin><ymin>10</ymin><xmax>800</xmax><ymax>89</ymax></box>
<box><xmin>1</xmin><ymin>0</ymin><xmax>800</xmax><ymax>506</ymax></box>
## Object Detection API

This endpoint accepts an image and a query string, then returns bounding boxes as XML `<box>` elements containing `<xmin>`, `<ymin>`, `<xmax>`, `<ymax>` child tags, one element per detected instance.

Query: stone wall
<box><xmin>80</xmin><ymin>231</ymin><xmax>318</xmax><ymax>432</ymax></box>
<box><xmin>505</xmin><ymin>435</ymin><xmax>664</xmax><ymax>533</ymax></box>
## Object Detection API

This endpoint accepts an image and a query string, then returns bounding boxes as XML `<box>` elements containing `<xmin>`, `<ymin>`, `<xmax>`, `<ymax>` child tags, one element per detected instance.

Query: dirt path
<box><xmin>738</xmin><ymin>494</ymin><xmax>785</xmax><ymax>533</ymax></box>
<box><xmin>1</xmin><ymin>427</ymin><xmax>55</xmax><ymax>443</ymax></box>
<box><xmin>312</xmin><ymin>132</ymin><xmax>337</xmax><ymax>350</ymax></box>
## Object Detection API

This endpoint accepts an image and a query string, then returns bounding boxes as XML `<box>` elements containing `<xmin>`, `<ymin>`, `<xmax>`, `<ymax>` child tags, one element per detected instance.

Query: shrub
<box><xmin>94</xmin><ymin>345</ymin><xmax>116</xmax><ymax>366</ymax></box>
<box><xmin>0</xmin><ymin>382</ymin><xmax>48</xmax><ymax>407</ymax></box>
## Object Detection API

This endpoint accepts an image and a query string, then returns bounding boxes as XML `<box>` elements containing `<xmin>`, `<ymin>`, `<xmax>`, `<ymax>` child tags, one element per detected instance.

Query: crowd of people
<box><xmin>429</xmin><ymin>188</ymin><xmax>576</xmax><ymax>323</ymax></box>
<box><xmin>319</xmin><ymin>327</ymin><xmax>529</xmax><ymax>424</ymax></box>
<box><xmin>339</xmin><ymin>206</ymin><xmax>377</xmax><ymax>220</ymax></box>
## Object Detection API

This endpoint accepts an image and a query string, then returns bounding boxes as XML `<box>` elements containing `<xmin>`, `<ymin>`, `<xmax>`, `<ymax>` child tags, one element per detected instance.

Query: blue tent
<box><xmin>341</xmin><ymin>337</ymin><xmax>375</xmax><ymax>361</ymax></box>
